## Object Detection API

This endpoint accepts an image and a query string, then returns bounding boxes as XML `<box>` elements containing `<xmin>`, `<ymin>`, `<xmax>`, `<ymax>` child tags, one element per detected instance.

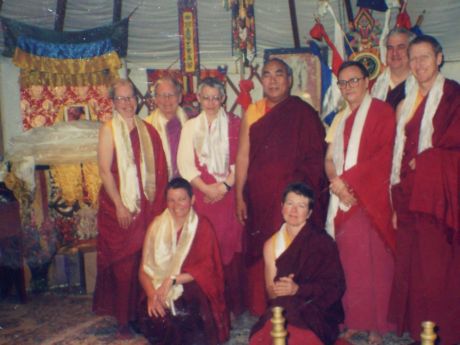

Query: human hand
<box><xmin>115</xmin><ymin>204</ymin><xmax>133</xmax><ymax>229</ymax></box>
<box><xmin>147</xmin><ymin>294</ymin><xmax>166</xmax><ymax>318</ymax></box>
<box><xmin>273</xmin><ymin>274</ymin><xmax>299</xmax><ymax>297</ymax></box>
<box><xmin>156</xmin><ymin>278</ymin><xmax>173</xmax><ymax>308</ymax></box>
<box><xmin>236</xmin><ymin>195</ymin><xmax>247</xmax><ymax>225</ymax></box>
<box><xmin>338</xmin><ymin>188</ymin><xmax>357</xmax><ymax>207</ymax></box>
<box><xmin>204</xmin><ymin>183</ymin><xmax>226</xmax><ymax>203</ymax></box>
<box><xmin>329</xmin><ymin>177</ymin><xmax>347</xmax><ymax>196</ymax></box>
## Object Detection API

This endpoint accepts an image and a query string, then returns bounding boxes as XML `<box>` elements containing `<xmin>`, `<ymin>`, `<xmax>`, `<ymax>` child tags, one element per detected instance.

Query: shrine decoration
<box><xmin>230</xmin><ymin>0</ymin><xmax>256</xmax><ymax>66</ymax></box>
<box><xmin>178</xmin><ymin>0</ymin><xmax>200</xmax><ymax>95</ymax></box>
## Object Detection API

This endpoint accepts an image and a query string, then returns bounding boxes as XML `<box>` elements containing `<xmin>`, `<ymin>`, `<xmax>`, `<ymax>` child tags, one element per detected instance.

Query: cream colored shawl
<box><xmin>142</xmin><ymin>208</ymin><xmax>199</xmax><ymax>315</ymax></box>
<box><xmin>390</xmin><ymin>73</ymin><xmax>445</xmax><ymax>186</ymax></box>
<box><xmin>145</xmin><ymin>107</ymin><xmax>187</xmax><ymax>179</ymax></box>
<box><xmin>193</xmin><ymin>108</ymin><xmax>230</xmax><ymax>182</ymax></box>
<box><xmin>371</xmin><ymin>67</ymin><xmax>416</xmax><ymax>101</ymax></box>
<box><xmin>111</xmin><ymin>111</ymin><xmax>156</xmax><ymax>214</ymax></box>
<box><xmin>326</xmin><ymin>93</ymin><xmax>372</xmax><ymax>238</ymax></box>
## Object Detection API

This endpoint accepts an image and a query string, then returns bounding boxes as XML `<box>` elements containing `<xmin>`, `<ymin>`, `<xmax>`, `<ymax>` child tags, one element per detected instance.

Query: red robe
<box><xmin>191</xmin><ymin>113</ymin><xmax>245</xmax><ymax>315</ymax></box>
<box><xmin>246</xmin><ymin>96</ymin><xmax>328</xmax><ymax>265</ymax></box>
<box><xmin>250</xmin><ymin>224</ymin><xmax>345</xmax><ymax>345</ymax></box>
<box><xmin>334</xmin><ymin>99</ymin><xmax>396</xmax><ymax>333</ymax></box>
<box><xmin>389</xmin><ymin>79</ymin><xmax>460</xmax><ymax>343</ymax></box>
<box><xmin>245</xmin><ymin>96</ymin><xmax>327</xmax><ymax>315</ymax></box>
<box><xmin>93</xmin><ymin>123</ymin><xmax>168</xmax><ymax>325</ymax></box>
<box><xmin>138</xmin><ymin>216</ymin><xmax>230</xmax><ymax>345</ymax></box>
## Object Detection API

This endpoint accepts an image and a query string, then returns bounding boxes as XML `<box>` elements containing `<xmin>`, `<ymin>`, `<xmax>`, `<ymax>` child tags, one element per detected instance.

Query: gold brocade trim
<box><xmin>14</xmin><ymin>49</ymin><xmax>122</xmax><ymax>74</ymax></box>
<box><xmin>50</xmin><ymin>164</ymin><xmax>83</xmax><ymax>205</ymax></box>
<box><xmin>19</xmin><ymin>69</ymin><xmax>119</xmax><ymax>87</ymax></box>
<box><xmin>82</xmin><ymin>162</ymin><xmax>101</xmax><ymax>206</ymax></box>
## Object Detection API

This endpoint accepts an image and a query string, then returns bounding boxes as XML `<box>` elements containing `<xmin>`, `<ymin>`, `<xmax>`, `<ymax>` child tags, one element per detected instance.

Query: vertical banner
<box><xmin>231</xmin><ymin>0</ymin><xmax>256</xmax><ymax>65</ymax></box>
<box><xmin>178</xmin><ymin>0</ymin><xmax>199</xmax><ymax>94</ymax></box>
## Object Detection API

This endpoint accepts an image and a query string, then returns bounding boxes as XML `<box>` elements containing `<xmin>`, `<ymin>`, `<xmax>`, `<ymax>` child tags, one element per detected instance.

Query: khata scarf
<box><xmin>142</xmin><ymin>208</ymin><xmax>199</xmax><ymax>315</ymax></box>
<box><xmin>390</xmin><ymin>73</ymin><xmax>445</xmax><ymax>185</ymax></box>
<box><xmin>371</xmin><ymin>67</ymin><xmax>416</xmax><ymax>101</ymax></box>
<box><xmin>146</xmin><ymin>107</ymin><xmax>187</xmax><ymax>179</ymax></box>
<box><xmin>326</xmin><ymin>93</ymin><xmax>372</xmax><ymax>238</ymax></box>
<box><xmin>192</xmin><ymin>108</ymin><xmax>229</xmax><ymax>182</ymax></box>
<box><xmin>111</xmin><ymin>111</ymin><xmax>156</xmax><ymax>213</ymax></box>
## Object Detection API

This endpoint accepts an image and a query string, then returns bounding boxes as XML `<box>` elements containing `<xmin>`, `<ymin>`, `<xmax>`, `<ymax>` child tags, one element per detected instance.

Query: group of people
<box><xmin>91</xmin><ymin>29</ymin><xmax>460</xmax><ymax>345</ymax></box>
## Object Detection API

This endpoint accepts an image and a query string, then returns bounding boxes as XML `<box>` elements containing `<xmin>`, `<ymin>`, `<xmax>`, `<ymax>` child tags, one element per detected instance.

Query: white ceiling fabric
<box><xmin>0</xmin><ymin>0</ymin><xmax>459</xmax><ymax>66</ymax></box>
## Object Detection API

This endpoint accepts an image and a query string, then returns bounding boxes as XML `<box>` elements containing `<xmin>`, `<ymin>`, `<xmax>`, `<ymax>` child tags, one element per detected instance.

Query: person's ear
<box><xmin>191</xmin><ymin>195</ymin><xmax>196</xmax><ymax>206</ymax></box>
<box><xmin>307</xmin><ymin>209</ymin><xmax>313</xmax><ymax>219</ymax></box>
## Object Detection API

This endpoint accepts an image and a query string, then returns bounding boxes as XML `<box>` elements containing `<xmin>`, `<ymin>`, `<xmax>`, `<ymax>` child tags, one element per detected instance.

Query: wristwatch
<box><xmin>171</xmin><ymin>275</ymin><xmax>177</xmax><ymax>285</ymax></box>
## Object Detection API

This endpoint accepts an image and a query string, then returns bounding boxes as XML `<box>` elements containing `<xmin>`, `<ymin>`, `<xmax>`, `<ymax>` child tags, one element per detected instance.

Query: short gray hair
<box><xmin>385</xmin><ymin>27</ymin><xmax>415</xmax><ymax>47</ymax></box>
<box><xmin>153</xmin><ymin>76</ymin><xmax>182</xmax><ymax>97</ymax></box>
<box><xmin>109</xmin><ymin>79</ymin><xmax>135</xmax><ymax>100</ymax></box>
<box><xmin>197</xmin><ymin>77</ymin><xmax>226</xmax><ymax>98</ymax></box>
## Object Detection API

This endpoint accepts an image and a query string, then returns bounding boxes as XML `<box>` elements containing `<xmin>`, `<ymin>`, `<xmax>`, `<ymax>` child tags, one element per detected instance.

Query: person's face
<box><xmin>338</xmin><ymin>66</ymin><xmax>369</xmax><ymax>108</ymax></box>
<box><xmin>261</xmin><ymin>60</ymin><xmax>291</xmax><ymax>105</ymax></box>
<box><xmin>386</xmin><ymin>33</ymin><xmax>410</xmax><ymax>73</ymax></box>
<box><xmin>198</xmin><ymin>85</ymin><xmax>223</xmax><ymax>117</ymax></box>
<box><xmin>167</xmin><ymin>187</ymin><xmax>194</xmax><ymax>222</ymax></box>
<box><xmin>282</xmin><ymin>192</ymin><xmax>311</xmax><ymax>228</ymax></box>
<box><xmin>409</xmin><ymin>42</ymin><xmax>442</xmax><ymax>86</ymax></box>
<box><xmin>154</xmin><ymin>81</ymin><xmax>181</xmax><ymax>120</ymax></box>
<box><xmin>113</xmin><ymin>83</ymin><xmax>137</xmax><ymax>119</ymax></box>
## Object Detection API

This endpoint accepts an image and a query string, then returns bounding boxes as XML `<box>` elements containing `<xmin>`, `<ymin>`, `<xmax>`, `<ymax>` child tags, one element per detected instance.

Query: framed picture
<box><xmin>264</xmin><ymin>46</ymin><xmax>323</xmax><ymax>112</ymax></box>
<box><xmin>64</xmin><ymin>104</ymin><xmax>90</xmax><ymax>122</ymax></box>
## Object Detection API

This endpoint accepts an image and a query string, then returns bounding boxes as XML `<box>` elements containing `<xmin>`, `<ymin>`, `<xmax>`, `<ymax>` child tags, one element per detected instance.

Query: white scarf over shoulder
<box><xmin>146</xmin><ymin>107</ymin><xmax>188</xmax><ymax>179</ymax></box>
<box><xmin>193</xmin><ymin>108</ymin><xmax>230</xmax><ymax>182</ymax></box>
<box><xmin>326</xmin><ymin>93</ymin><xmax>372</xmax><ymax>238</ymax></box>
<box><xmin>111</xmin><ymin>111</ymin><xmax>156</xmax><ymax>213</ymax></box>
<box><xmin>142</xmin><ymin>208</ymin><xmax>199</xmax><ymax>315</ymax></box>
<box><xmin>371</xmin><ymin>67</ymin><xmax>416</xmax><ymax>101</ymax></box>
<box><xmin>390</xmin><ymin>73</ymin><xmax>445</xmax><ymax>185</ymax></box>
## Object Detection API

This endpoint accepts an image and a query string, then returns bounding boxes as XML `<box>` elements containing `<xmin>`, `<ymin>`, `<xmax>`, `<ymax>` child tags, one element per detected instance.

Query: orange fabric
<box><xmin>246</xmin><ymin>99</ymin><xmax>267</xmax><ymax>127</ymax></box>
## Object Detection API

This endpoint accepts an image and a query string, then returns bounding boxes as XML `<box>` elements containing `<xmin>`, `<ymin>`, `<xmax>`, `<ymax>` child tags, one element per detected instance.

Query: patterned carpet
<box><xmin>0</xmin><ymin>291</ymin><xmax>413</xmax><ymax>345</ymax></box>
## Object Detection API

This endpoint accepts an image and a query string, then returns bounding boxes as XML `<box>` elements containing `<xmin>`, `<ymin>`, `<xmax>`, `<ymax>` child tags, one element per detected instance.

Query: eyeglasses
<box><xmin>156</xmin><ymin>93</ymin><xmax>179</xmax><ymax>100</ymax></box>
<box><xmin>337</xmin><ymin>77</ymin><xmax>364</xmax><ymax>89</ymax></box>
<box><xmin>201</xmin><ymin>95</ymin><xmax>222</xmax><ymax>102</ymax></box>
<box><xmin>114</xmin><ymin>95</ymin><xmax>136</xmax><ymax>102</ymax></box>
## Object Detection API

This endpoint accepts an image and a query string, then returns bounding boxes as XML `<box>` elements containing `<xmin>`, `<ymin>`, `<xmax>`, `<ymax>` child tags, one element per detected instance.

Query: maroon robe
<box><xmin>138</xmin><ymin>216</ymin><xmax>230</xmax><ymax>345</ymax></box>
<box><xmin>386</xmin><ymin>80</ymin><xmax>406</xmax><ymax>110</ymax></box>
<box><xmin>389</xmin><ymin>79</ymin><xmax>460</xmax><ymax>343</ymax></box>
<box><xmin>93</xmin><ymin>122</ymin><xmax>168</xmax><ymax>326</ymax></box>
<box><xmin>246</xmin><ymin>96</ymin><xmax>328</xmax><ymax>266</ymax></box>
<box><xmin>191</xmin><ymin>113</ymin><xmax>244</xmax><ymax>316</ymax></box>
<box><xmin>250</xmin><ymin>224</ymin><xmax>345</xmax><ymax>345</ymax></box>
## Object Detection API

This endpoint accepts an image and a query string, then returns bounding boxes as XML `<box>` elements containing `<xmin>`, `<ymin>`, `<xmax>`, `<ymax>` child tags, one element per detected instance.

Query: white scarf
<box><xmin>326</xmin><ymin>93</ymin><xmax>372</xmax><ymax>238</ymax></box>
<box><xmin>371</xmin><ymin>67</ymin><xmax>416</xmax><ymax>101</ymax></box>
<box><xmin>273</xmin><ymin>223</ymin><xmax>289</xmax><ymax>260</ymax></box>
<box><xmin>390</xmin><ymin>73</ymin><xmax>445</xmax><ymax>186</ymax></box>
<box><xmin>142</xmin><ymin>208</ymin><xmax>199</xmax><ymax>315</ymax></box>
<box><xmin>111</xmin><ymin>111</ymin><xmax>156</xmax><ymax>214</ymax></box>
<box><xmin>146</xmin><ymin>107</ymin><xmax>187</xmax><ymax>179</ymax></box>
<box><xmin>193</xmin><ymin>108</ymin><xmax>230</xmax><ymax>182</ymax></box>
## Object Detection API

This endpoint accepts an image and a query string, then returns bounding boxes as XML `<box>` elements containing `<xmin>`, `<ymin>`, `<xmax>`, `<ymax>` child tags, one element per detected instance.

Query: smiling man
<box><xmin>389</xmin><ymin>35</ymin><xmax>460</xmax><ymax>344</ymax></box>
<box><xmin>145</xmin><ymin>77</ymin><xmax>188</xmax><ymax>180</ymax></box>
<box><xmin>325</xmin><ymin>61</ymin><xmax>396</xmax><ymax>343</ymax></box>
<box><xmin>235</xmin><ymin>58</ymin><xmax>328</xmax><ymax>315</ymax></box>
<box><xmin>371</xmin><ymin>27</ymin><xmax>415</xmax><ymax>109</ymax></box>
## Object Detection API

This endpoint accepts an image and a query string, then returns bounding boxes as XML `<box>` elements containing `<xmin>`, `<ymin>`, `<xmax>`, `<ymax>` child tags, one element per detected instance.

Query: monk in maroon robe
<box><xmin>138</xmin><ymin>178</ymin><xmax>229</xmax><ymax>345</ymax></box>
<box><xmin>236</xmin><ymin>58</ymin><xmax>328</xmax><ymax>316</ymax></box>
<box><xmin>371</xmin><ymin>27</ymin><xmax>414</xmax><ymax>110</ymax></box>
<box><xmin>389</xmin><ymin>35</ymin><xmax>460</xmax><ymax>344</ymax></box>
<box><xmin>326</xmin><ymin>61</ymin><xmax>396</xmax><ymax>343</ymax></box>
<box><xmin>250</xmin><ymin>183</ymin><xmax>345</xmax><ymax>345</ymax></box>
<box><xmin>93</xmin><ymin>79</ymin><xmax>168</xmax><ymax>339</ymax></box>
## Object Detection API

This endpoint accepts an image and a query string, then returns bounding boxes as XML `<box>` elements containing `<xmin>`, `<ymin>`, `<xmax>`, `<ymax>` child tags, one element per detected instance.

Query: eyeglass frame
<box><xmin>336</xmin><ymin>77</ymin><xmax>366</xmax><ymax>89</ymax></box>
<box><xmin>113</xmin><ymin>95</ymin><xmax>137</xmax><ymax>102</ymax></box>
